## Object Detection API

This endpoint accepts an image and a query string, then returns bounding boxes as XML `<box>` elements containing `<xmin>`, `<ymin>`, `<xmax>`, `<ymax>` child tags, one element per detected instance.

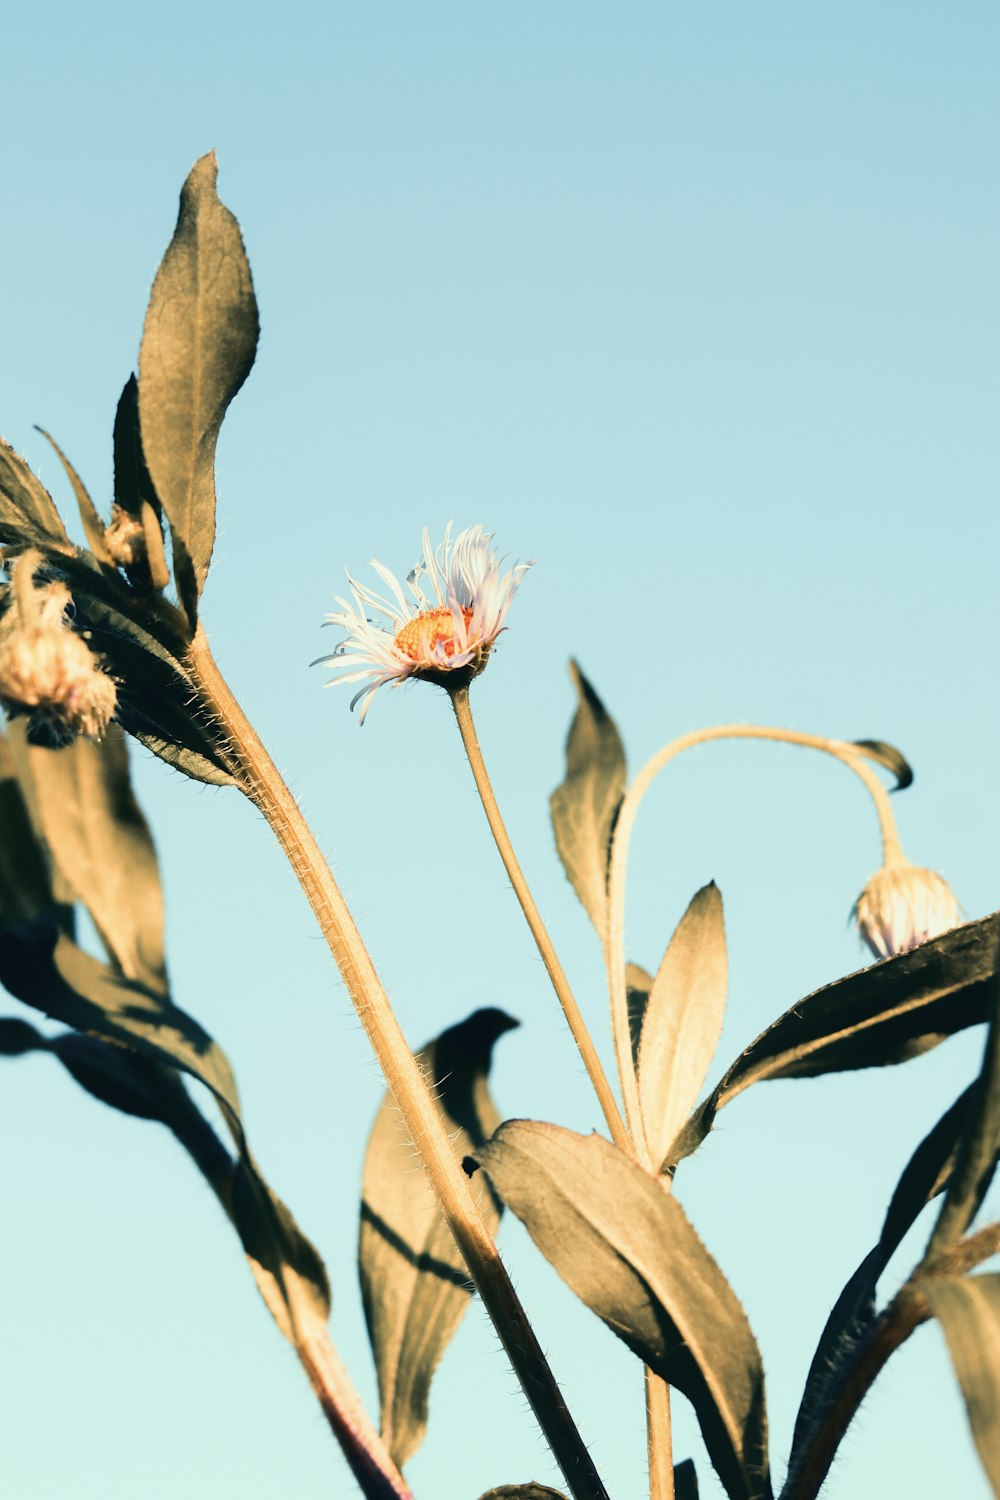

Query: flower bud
<box><xmin>105</xmin><ymin>505</ymin><xmax>146</xmax><ymax>569</ymax></box>
<box><xmin>854</xmin><ymin>862</ymin><xmax>960</xmax><ymax>960</ymax></box>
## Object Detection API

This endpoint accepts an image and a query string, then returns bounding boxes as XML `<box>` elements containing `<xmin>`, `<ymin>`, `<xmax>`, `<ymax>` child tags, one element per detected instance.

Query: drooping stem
<box><xmin>645</xmin><ymin>1370</ymin><xmax>674</xmax><ymax>1500</ymax></box>
<box><xmin>606</xmin><ymin>725</ymin><xmax>907</xmax><ymax>1152</ymax></box>
<box><xmin>450</xmin><ymin>684</ymin><xmax>630</xmax><ymax>1153</ymax></box>
<box><xmin>186</xmin><ymin>628</ymin><xmax>609</xmax><ymax>1500</ymax></box>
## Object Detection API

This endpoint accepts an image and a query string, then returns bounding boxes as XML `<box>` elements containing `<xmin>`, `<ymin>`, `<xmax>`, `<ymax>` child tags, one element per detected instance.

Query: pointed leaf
<box><xmin>923</xmin><ymin>1275</ymin><xmax>1000</xmax><ymax>1495</ymax></box>
<box><xmin>672</xmin><ymin>913</ymin><xmax>1000</xmax><ymax>1168</ymax></box>
<box><xmin>850</xmin><ymin>738</ymin><xmax>914</xmax><ymax>792</ymax></box>
<box><xmin>638</xmin><ymin>884</ymin><xmax>727</xmax><ymax>1171</ymax></box>
<box><xmin>10</xmin><ymin>723</ymin><xmax>166</xmax><ymax>993</ymax></box>
<box><xmin>472</xmin><ymin>1121</ymin><xmax>771</xmax><ymax>1500</ymax></box>
<box><xmin>0</xmin><ymin>437</ymin><xmax>69</xmax><ymax>547</ymax></box>
<box><xmin>360</xmin><ymin>1008</ymin><xmax>517</xmax><ymax>1467</ymax></box>
<box><xmin>789</xmin><ymin>1084</ymin><xmax>976</xmax><ymax>1471</ymax></box>
<box><xmin>549</xmin><ymin>662</ymin><xmax>626</xmax><ymax>934</ymax></box>
<box><xmin>138</xmin><ymin>152</ymin><xmax>259</xmax><ymax>621</ymax></box>
<box><xmin>925</xmin><ymin>996</ymin><xmax>1000</xmax><ymax>1264</ymax></box>
<box><xmin>35</xmin><ymin>427</ymin><xmax>113</xmax><ymax>565</ymax></box>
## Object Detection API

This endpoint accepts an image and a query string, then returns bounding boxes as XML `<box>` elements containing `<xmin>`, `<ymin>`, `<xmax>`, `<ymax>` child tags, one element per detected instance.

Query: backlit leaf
<box><xmin>35</xmin><ymin>427</ymin><xmax>113</xmax><ymax>566</ymax></box>
<box><xmin>473</xmin><ymin>1121</ymin><xmax>771</xmax><ymax>1500</ymax></box>
<box><xmin>360</xmin><ymin>1008</ymin><xmax>517</xmax><ymax>1467</ymax></box>
<box><xmin>638</xmin><ymin>884</ymin><xmax>727</xmax><ymax>1171</ymax></box>
<box><xmin>479</xmin><ymin>1488</ymin><xmax>570</xmax><ymax>1499</ymax></box>
<box><xmin>549</xmin><ymin>662</ymin><xmax>626</xmax><ymax>934</ymax></box>
<box><xmin>924</xmin><ymin>996</ymin><xmax>1000</xmax><ymax>1264</ymax></box>
<box><xmin>924</xmin><ymin>1275</ymin><xmax>1000</xmax><ymax>1495</ymax></box>
<box><xmin>138</xmin><ymin>152</ymin><xmax>259</xmax><ymax>622</ymax></box>
<box><xmin>0</xmin><ymin>437</ymin><xmax>69</xmax><ymax>547</ymax></box>
<box><xmin>671</xmin><ymin>914</ymin><xmax>1000</xmax><ymax>1168</ymax></box>
<box><xmin>675</xmin><ymin>1459</ymin><xmax>699</xmax><ymax>1499</ymax></box>
<box><xmin>850</xmin><ymin>738</ymin><xmax>914</xmax><ymax>792</ymax></box>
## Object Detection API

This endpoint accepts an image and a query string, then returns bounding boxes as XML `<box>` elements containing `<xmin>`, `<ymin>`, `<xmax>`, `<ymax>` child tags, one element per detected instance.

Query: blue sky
<box><xmin>1</xmin><ymin>5</ymin><xmax>998</xmax><ymax>1497</ymax></box>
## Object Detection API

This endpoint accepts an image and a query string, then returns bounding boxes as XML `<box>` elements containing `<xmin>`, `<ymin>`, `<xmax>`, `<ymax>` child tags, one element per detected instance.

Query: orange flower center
<box><xmin>394</xmin><ymin>606</ymin><xmax>474</xmax><ymax>663</ymax></box>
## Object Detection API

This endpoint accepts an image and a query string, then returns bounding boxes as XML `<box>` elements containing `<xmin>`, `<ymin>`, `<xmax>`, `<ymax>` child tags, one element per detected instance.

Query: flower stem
<box><xmin>645</xmin><ymin>1370</ymin><xmax>674</xmax><ymax>1500</ymax></box>
<box><xmin>606</xmin><ymin>725</ymin><xmax>906</xmax><ymax>1152</ymax></box>
<box><xmin>186</xmin><ymin>628</ymin><xmax>609</xmax><ymax>1500</ymax></box>
<box><xmin>450</xmin><ymin>684</ymin><xmax>630</xmax><ymax>1154</ymax></box>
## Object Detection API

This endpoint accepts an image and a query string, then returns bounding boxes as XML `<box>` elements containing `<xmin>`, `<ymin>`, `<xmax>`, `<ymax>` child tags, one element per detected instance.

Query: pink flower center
<box><xmin>394</xmin><ymin>606</ymin><xmax>473</xmax><ymax>663</ymax></box>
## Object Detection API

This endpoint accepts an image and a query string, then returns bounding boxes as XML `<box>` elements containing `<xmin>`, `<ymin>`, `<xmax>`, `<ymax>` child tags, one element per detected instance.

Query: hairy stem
<box><xmin>645</xmin><ymin>1369</ymin><xmax>674</xmax><ymax>1500</ymax></box>
<box><xmin>451</xmin><ymin>685</ymin><xmax>630</xmax><ymax>1152</ymax></box>
<box><xmin>187</xmin><ymin>628</ymin><xmax>608</xmax><ymax>1500</ymax></box>
<box><xmin>606</xmin><ymin>725</ymin><xmax>905</xmax><ymax>1153</ymax></box>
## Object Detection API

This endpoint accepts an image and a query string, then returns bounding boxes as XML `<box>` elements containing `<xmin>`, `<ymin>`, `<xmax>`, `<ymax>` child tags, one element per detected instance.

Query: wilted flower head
<box><xmin>318</xmin><ymin>524</ymin><xmax>531</xmax><ymax>722</ymax></box>
<box><xmin>854</xmin><ymin>861</ymin><xmax>960</xmax><ymax>960</ymax></box>
<box><xmin>0</xmin><ymin>551</ymin><xmax>117</xmax><ymax>741</ymax></box>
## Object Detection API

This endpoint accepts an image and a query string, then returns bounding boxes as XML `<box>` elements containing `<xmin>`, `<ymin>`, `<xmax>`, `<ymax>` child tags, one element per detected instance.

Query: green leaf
<box><xmin>9</xmin><ymin>723</ymin><xmax>167</xmax><ymax>993</ymax></box>
<box><xmin>924</xmin><ymin>995</ymin><xmax>1000</xmax><ymax>1265</ymax></box>
<box><xmin>360</xmin><ymin>1008</ymin><xmax>517</xmax><ymax>1468</ymax></box>
<box><xmin>788</xmin><ymin>1084</ymin><xmax>976</xmax><ymax>1473</ymax></box>
<box><xmin>34</xmin><ymin>427</ymin><xmax>113</xmax><ymax>566</ymax></box>
<box><xmin>924</xmin><ymin>1274</ymin><xmax>1000</xmax><ymax>1495</ymax></box>
<box><xmin>850</xmin><ymin>738</ymin><xmax>914</xmax><ymax>792</ymax></box>
<box><xmin>0</xmin><ymin>436</ymin><xmax>69</xmax><ymax>547</ymax></box>
<box><xmin>472</xmin><ymin>1121</ymin><xmax>772</xmax><ymax>1500</ymax></box>
<box><xmin>671</xmin><ymin>913</ymin><xmax>1000</xmax><ymax>1168</ymax></box>
<box><xmin>138</xmin><ymin>152</ymin><xmax>259</xmax><ymax>623</ymax></box>
<box><xmin>478</xmin><ymin>1488</ymin><xmax>570</xmax><ymax>1499</ymax></box>
<box><xmin>549</xmin><ymin>662</ymin><xmax>626</xmax><ymax>934</ymax></box>
<box><xmin>638</xmin><ymin>884</ymin><xmax>727</xmax><ymax>1171</ymax></box>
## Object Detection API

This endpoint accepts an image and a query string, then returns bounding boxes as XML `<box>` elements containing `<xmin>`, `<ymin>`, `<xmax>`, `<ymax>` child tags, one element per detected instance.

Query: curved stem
<box><xmin>186</xmin><ymin>629</ymin><xmax>608</xmax><ymax>1500</ymax></box>
<box><xmin>450</xmin><ymin>685</ymin><xmax>630</xmax><ymax>1152</ymax></box>
<box><xmin>606</xmin><ymin>725</ymin><xmax>906</xmax><ymax>1155</ymax></box>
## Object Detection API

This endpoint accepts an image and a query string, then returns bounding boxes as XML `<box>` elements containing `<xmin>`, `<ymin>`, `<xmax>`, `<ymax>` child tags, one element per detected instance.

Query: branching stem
<box><xmin>186</xmin><ymin>628</ymin><xmax>609</xmax><ymax>1500</ymax></box>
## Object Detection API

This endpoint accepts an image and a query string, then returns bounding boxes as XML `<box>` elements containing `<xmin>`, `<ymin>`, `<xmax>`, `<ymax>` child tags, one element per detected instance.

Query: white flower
<box><xmin>318</xmin><ymin>524</ymin><xmax>531</xmax><ymax>722</ymax></box>
<box><xmin>854</xmin><ymin>861</ymin><xmax>960</xmax><ymax>960</ymax></box>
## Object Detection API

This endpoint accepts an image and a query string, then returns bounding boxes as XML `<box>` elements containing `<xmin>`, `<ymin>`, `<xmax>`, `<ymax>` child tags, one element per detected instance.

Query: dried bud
<box><xmin>854</xmin><ymin>862</ymin><xmax>960</xmax><ymax>960</ymax></box>
<box><xmin>0</xmin><ymin>552</ymin><xmax>117</xmax><ymax>741</ymax></box>
<box><xmin>105</xmin><ymin>505</ymin><xmax>146</xmax><ymax>569</ymax></box>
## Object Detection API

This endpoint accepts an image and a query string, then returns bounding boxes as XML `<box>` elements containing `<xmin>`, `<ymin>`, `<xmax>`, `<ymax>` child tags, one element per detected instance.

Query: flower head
<box><xmin>0</xmin><ymin>551</ymin><xmax>117</xmax><ymax>741</ymax></box>
<box><xmin>854</xmin><ymin>861</ymin><xmax>960</xmax><ymax>960</ymax></box>
<box><xmin>318</xmin><ymin>524</ymin><xmax>530</xmax><ymax>722</ymax></box>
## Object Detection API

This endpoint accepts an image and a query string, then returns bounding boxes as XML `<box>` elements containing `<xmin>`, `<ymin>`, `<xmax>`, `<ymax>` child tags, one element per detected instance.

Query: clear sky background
<box><xmin>1</xmin><ymin>4</ymin><xmax>998</xmax><ymax>1498</ymax></box>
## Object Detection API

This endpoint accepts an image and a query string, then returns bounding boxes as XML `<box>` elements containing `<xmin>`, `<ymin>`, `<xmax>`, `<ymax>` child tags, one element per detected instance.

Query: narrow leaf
<box><xmin>360</xmin><ymin>1008</ymin><xmax>517</xmax><ymax>1467</ymax></box>
<box><xmin>638</xmin><ymin>884</ymin><xmax>727</xmax><ymax>1171</ymax></box>
<box><xmin>671</xmin><ymin>913</ymin><xmax>1000</xmax><ymax>1168</ymax></box>
<box><xmin>0</xmin><ymin>437</ymin><xmax>69</xmax><ymax>547</ymax></box>
<box><xmin>789</xmin><ymin>1084</ymin><xmax>976</xmax><ymax>1471</ymax></box>
<box><xmin>627</xmin><ymin>961</ymin><xmax>653</xmax><ymax>1068</ymax></box>
<box><xmin>10</xmin><ymin>723</ymin><xmax>167</xmax><ymax>993</ymax></box>
<box><xmin>925</xmin><ymin>994</ymin><xmax>1000</xmax><ymax>1264</ymax></box>
<box><xmin>473</xmin><ymin>1121</ymin><xmax>771</xmax><ymax>1500</ymax></box>
<box><xmin>675</xmin><ymin>1460</ymin><xmax>700</xmax><ymax>1499</ymax></box>
<box><xmin>924</xmin><ymin>1274</ymin><xmax>1000</xmax><ymax>1494</ymax></box>
<box><xmin>112</xmin><ymin>376</ymin><xmax>170</xmax><ymax>591</ymax></box>
<box><xmin>138</xmin><ymin>152</ymin><xmax>259</xmax><ymax>620</ymax></box>
<box><xmin>850</xmin><ymin>738</ymin><xmax>914</xmax><ymax>792</ymax></box>
<box><xmin>549</xmin><ymin>662</ymin><xmax>626</xmax><ymax>934</ymax></box>
<box><xmin>35</xmin><ymin>427</ymin><xmax>113</xmax><ymax>565</ymax></box>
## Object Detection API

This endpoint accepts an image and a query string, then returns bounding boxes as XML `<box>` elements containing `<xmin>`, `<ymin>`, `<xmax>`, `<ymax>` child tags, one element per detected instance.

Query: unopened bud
<box><xmin>105</xmin><ymin>505</ymin><xmax>146</xmax><ymax>569</ymax></box>
<box><xmin>854</xmin><ymin>862</ymin><xmax>960</xmax><ymax>960</ymax></box>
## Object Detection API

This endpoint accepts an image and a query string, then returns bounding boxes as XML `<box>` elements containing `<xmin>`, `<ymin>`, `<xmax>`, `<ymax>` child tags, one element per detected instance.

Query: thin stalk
<box><xmin>299</xmin><ymin>1330</ymin><xmax>414</xmax><ymax>1500</ymax></box>
<box><xmin>186</xmin><ymin>628</ymin><xmax>608</xmax><ymax>1500</ymax></box>
<box><xmin>606</xmin><ymin>725</ymin><xmax>906</xmax><ymax>1155</ymax></box>
<box><xmin>450</xmin><ymin>684</ymin><xmax>630</xmax><ymax>1153</ymax></box>
<box><xmin>645</xmin><ymin>1370</ymin><xmax>674</xmax><ymax>1500</ymax></box>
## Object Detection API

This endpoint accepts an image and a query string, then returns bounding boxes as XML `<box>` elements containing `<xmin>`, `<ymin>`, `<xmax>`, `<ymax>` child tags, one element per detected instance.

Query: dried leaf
<box><xmin>360</xmin><ymin>1008</ymin><xmax>517</xmax><ymax>1467</ymax></box>
<box><xmin>850</xmin><ymin>738</ymin><xmax>914</xmax><ymax>792</ymax></box>
<box><xmin>138</xmin><ymin>152</ymin><xmax>259</xmax><ymax>622</ymax></box>
<box><xmin>638</xmin><ymin>884</ymin><xmax>727</xmax><ymax>1171</ymax></box>
<box><xmin>478</xmin><ymin>1488</ymin><xmax>570</xmax><ymax>1499</ymax></box>
<box><xmin>0</xmin><ymin>436</ymin><xmax>69</xmax><ymax>547</ymax></box>
<box><xmin>627</xmin><ymin>961</ymin><xmax>653</xmax><ymax>1068</ymax></box>
<box><xmin>671</xmin><ymin>914</ymin><xmax>1000</xmax><ymax>1168</ymax></box>
<box><xmin>549</xmin><ymin>662</ymin><xmax>625</xmax><ymax>934</ymax></box>
<box><xmin>10</xmin><ymin>724</ymin><xmax>166</xmax><ymax>993</ymax></box>
<box><xmin>473</xmin><ymin>1121</ymin><xmax>771</xmax><ymax>1500</ymax></box>
<box><xmin>924</xmin><ymin>1275</ymin><xmax>1000</xmax><ymax>1495</ymax></box>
